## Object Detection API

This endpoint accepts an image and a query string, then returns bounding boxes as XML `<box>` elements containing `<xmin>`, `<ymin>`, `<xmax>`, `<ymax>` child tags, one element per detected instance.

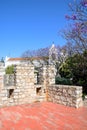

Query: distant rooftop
<box><xmin>7</xmin><ymin>56</ymin><xmax>49</xmax><ymax>61</ymax></box>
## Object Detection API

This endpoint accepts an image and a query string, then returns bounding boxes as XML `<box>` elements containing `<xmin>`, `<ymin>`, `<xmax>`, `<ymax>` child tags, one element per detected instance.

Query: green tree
<box><xmin>59</xmin><ymin>50</ymin><xmax>87</xmax><ymax>87</ymax></box>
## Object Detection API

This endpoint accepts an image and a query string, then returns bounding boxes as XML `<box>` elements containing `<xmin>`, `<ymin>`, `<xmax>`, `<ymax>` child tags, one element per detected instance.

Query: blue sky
<box><xmin>0</xmin><ymin>0</ymin><xmax>71</xmax><ymax>59</ymax></box>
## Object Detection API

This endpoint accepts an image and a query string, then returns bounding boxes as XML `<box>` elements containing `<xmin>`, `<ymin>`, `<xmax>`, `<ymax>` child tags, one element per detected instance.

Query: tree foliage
<box><xmin>55</xmin><ymin>77</ymin><xmax>73</xmax><ymax>85</ymax></box>
<box><xmin>59</xmin><ymin>50</ymin><xmax>87</xmax><ymax>87</ymax></box>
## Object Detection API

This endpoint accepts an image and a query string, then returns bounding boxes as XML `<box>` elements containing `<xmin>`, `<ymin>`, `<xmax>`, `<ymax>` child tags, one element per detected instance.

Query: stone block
<box><xmin>2</xmin><ymin>97</ymin><xmax>7</xmax><ymax>101</ymax></box>
<box><xmin>14</xmin><ymin>96</ymin><xmax>19</xmax><ymax>99</ymax></box>
<box><xmin>14</xmin><ymin>89</ymin><xmax>20</xmax><ymax>92</ymax></box>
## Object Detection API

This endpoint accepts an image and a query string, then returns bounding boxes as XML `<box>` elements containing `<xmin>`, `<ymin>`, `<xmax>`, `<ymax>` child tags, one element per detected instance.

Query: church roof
<box><xmin>8</xmin><ymin>57</ymin><xmax>49</xmax><ymax>61</ymax></box>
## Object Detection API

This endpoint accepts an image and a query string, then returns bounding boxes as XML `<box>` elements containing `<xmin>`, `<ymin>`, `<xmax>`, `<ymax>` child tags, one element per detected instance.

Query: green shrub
<box><xmin>82</xmin><ymin>92</ymin><xmax>87</xmax><ymax>100</ymax></box>
<box><xmin>55</xmin><ymin>77</ymin><xmax>73</xmax><ymax>85</ymax></box>
<box><xmin>5</xmin><ymin>65</ymin><xmax>14</xmax><ymax>74</ymax></box>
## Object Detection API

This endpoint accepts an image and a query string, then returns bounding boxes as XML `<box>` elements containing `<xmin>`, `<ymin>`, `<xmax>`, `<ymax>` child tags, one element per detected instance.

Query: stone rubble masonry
<box><xmin>0</xmin><ymin>64</ymin><xmax>56</xmax><ymax>107</ymax></box>
<box><xmin>0</xmin><ymin>63</ymin><xmax>83</xmax><ymax>108</ymax></box>
<box><xmin>47</xmin><ymin>85</ymin><xmax>83</xmax><ymax>108</ymax></box>
<box><xmin>0</xmin><ymin>63</ymin><xmax>5</xmax><ymax>89</ymax></box>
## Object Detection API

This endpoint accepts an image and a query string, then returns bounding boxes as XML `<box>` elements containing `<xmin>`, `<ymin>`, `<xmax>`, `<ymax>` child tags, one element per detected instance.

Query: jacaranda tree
<box><xmin>63</xmin><ymin>0</ymin><xmax>87</xmax><ymax>55</ymax></box>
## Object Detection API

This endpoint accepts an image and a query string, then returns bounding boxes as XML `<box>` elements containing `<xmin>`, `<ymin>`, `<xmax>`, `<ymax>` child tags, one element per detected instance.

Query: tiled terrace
<box><xmin>0</xmin><ymin>102</ymin><xmax>87</xmax><ymax>130</ymax></box>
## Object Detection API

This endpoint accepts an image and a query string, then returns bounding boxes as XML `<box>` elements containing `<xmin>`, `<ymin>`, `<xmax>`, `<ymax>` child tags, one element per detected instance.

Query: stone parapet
<box><xmin>47</xmin><ymin>85</ymin><xmax>83</xmax><ymax>108</ymax></box>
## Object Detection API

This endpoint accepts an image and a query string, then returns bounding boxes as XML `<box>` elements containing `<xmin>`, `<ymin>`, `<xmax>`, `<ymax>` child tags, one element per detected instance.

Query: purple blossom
<box><xmin>71</xmin><ymin>15</ymin><xmax>77</xmax><ymax>20</ymax></box>
<box><xmin>71</xmin><ymin>23</ymin><xmax>82</xmax><ymax>35</ymax></box>
<box><xmin>65</xmin><ymin>15</ymin><xmax>70</xmax><ymax>20</ymax></box>
<box><xmin>65</xmin><ymin>14</ymin><xmax>77</xmax><ymax>20</ymax></box>
<box><xmin>81</xmin><ymin>26</ymin><xmax>87</xmax><ymax>33</ymax></box>
<box><xmin>72</xmin><ymin>22</ymin><xmax>87</xmax><ymax>34</ymax></box>
<box><xmin>73</xmin><ymin>23</ymin><xmax>81</xmax><ymax>31</ymax></box>
<box><xmin>81</xmin><ymin>28</ymin><xmax>87</xmax><ymax>33</ymax></box>
<box><xmin>81</xmin><ymin>0</ymin><xmax>87</xmax><ymax>7</ymax></box>
<box><xmin>74</xmin><ymin>23</ymin><xmax>81</xmax><ymax>28</ymax></box>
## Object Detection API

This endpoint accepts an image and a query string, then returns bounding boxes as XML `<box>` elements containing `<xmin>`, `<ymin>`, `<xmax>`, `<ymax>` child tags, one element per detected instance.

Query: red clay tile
<box><xmin>0</xmin><ymin>102</ymin><xmax>87</xmax><ymax>130</ymax></box>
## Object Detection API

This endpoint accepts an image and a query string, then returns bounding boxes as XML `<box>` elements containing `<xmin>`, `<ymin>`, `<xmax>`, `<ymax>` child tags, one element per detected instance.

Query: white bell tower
<box><xmin>49</xmin><ymin>44</ymin><xmax>58</xmax><ymax>65</ymax></box>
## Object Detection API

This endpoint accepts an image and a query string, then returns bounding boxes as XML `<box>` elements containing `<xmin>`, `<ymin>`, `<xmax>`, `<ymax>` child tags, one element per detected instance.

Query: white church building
<box><xmin>5</xmin><ymin>44</ymin><xmax>58</xmax><ymax>68</ymax></box>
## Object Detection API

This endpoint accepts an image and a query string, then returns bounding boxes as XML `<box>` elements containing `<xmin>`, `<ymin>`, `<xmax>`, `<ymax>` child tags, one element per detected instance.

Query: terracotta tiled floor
<box><xmin>0</xmin><ymin>102</ymin><xmax>87</xmax><ymax>130</ymax></box>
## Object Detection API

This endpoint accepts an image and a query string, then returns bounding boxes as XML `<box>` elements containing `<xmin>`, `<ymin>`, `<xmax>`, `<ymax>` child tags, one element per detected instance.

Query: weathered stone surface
<box><xmin>0</xmin><ymin>63</ymin><xmax>83</xmax><ymax>108</ymax></box>
<box><xmin>0</xmin><ymin>64</ymin><xmax>55</xmax><ymax>107</ymax></box>
<box><xmin>47</xmin><ymin>85</ymin><xmax>83</xmax><ymax>108</ymax></box>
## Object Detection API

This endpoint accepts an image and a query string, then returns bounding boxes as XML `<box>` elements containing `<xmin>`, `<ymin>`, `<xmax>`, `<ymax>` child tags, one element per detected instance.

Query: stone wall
<box><xmin>47</xmin><ymin>85</ymin><xmax>83</xmax><ymax>108</ymax></box>
<box><xmin>4</xmin><ymin>74</ymin><xmax>15</xmax><ymax>86</ymax></box>
<box><xmin>0</xmin><ymin>64</ymin><xmax>55</xmax><ymax>107</ymax></box>
<box><xmin>0</xmin><ymin>63</ymin><xmax>83</xmax><ymax>108</ymax></box>
<box><xmin>0</xmin><ymin>63</ymin><xmax>5</xmax><ymax>89</ymax></box>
